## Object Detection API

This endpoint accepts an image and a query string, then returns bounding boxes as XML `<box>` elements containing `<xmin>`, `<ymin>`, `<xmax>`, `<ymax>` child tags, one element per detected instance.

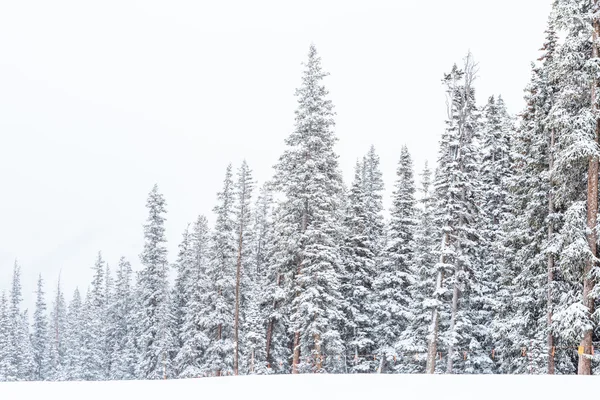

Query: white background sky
<box><xmin>0</xmin><ymin>0</ymin><xmax>552</xmax><ymax>311</ymax></box>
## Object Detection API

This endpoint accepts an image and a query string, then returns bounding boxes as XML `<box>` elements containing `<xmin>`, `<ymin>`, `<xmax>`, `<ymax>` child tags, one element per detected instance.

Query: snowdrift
<box><xmin>0</xmin><ymin>374</ymin><xmax>593</xmax><ymax>400</ymax></box>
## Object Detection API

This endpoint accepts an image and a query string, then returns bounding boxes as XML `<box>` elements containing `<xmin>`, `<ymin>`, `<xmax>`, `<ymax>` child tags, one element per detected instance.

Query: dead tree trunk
<box><xmin>447</xmin><ymin>273</ymin><xmax>460</xmax><ymax>374</ymax></box>
<box><xmin>547</xmin><ymin>128</ymin><xmax>556</xmax><ymax>375</ymax></box>
<box><xmin>579</xmin><ymin>10</ymin><xmax>600</xmax><ymax>376</ymax></box>
<box><xmin>426</xmin><ymin>233</ymin><xmax>447</xmax><ymax>374</ymax></box>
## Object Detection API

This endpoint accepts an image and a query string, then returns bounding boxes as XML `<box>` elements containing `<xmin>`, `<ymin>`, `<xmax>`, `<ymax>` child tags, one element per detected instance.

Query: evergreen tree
<box><xmin>401</xmin><ymin>162</ymin><xmax>438</xmax><ymax>373</ymax></box>
<box><xmin>426</xmin><ymin>53</ymin><xmax>485</xmax><ymax>374</ymax></box>
<box><xmin>233</xmin><ymin>160</ymin><xmax>255</xmax><ymax>375</ymax></box>
<box><xmin>273</xmin><ymin>44</ymin><xmax>346</xmax><ymax>373</ymax></box>
<box><xmin>48</xmin><ymin>279</ymin><xmax>68</xmax><ymax>380</ymax></box>
<box><xmin>374</xmin><ymin>145</ymin><xmax>417</xmax><ymax>373</ymax></box>
<box><xmin>551</xmin><ymin>0</ymin><xmax>599</xmax><ymax>375</ymax></box>
<box><xmin>243</xmin><ymin>185</ymin><xmax>274</xmax><ymax>375</ymax></box>
<box><xmin>175</xmin><ymin>216</ymin><xmax>211</xmax><ymax>378</ymax></box>
<box><xmin>0</xmin><ymin>292</ymin><xmax>8</xmax><ymax>380</ymax></box>
<box><xmin>136</xmin><ymin>184</ymin><xmax>174</xmax><ymax>379</ymax></box>
<box><xmin>109</xmin><ymin>257</ymin><xmax>137</xmax><ymax>380</ymax></box>
<box><xmin>64</xmin><ymin>288</ymin><xmax>84</xmax><ymax>380</ymax></box>
<box><xmin>201</xmin><ymin>166</ymin><xmax>237</xmax><ymax>376</ymax></box>
<box><xmin>341</xmin><ymin>159</ymin><xmax>377</xmax><ymax>372</ymax></box>
<box><xmin>31</xmin><ymin>274</ymin><xmax>49</xmax><ymax>380</ymax></box>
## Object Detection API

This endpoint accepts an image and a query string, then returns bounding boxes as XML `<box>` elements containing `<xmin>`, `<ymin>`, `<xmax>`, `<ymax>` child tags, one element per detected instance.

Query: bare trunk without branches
<box><xmin>426</xmin><ymin>234</ymin><xmax>447</xmax><ymax>374</ymax></box>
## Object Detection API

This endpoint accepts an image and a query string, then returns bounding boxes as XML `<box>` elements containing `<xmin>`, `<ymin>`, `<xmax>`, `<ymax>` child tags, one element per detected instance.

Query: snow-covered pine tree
<box><xmin>110</xmin><ymin>257</ymin><xmax>137</xmax><ymax>380</ymax></box>
<box><xmin>499</xmin><ymin>20</ymin><xmax>567</xmax><ymax>374</ymax></box>
<box><xmin>400</xmin><ymin>161</ymin><xmax>438</xmax><ymax>373</ymax></box>
<box><xmin>374</xmin><ymin>145</ymin><xmax>417</xmax><ymax>373</ymax></box>
<box><xmin>551</xmin><ymin>0</ymin><xmax>600</xmax><ymax>375</ymax></box>
<box><xmin>176</xmin><ymin>215</ymin><xmax>211</xmax><ymax>378</ymax></box>
<box><xmin>0</xmin><ymin>292</ymin><xmax>8</xmax><ymax>381</ymax></box>
<box><xmin>341</xmin><ymin>159</ymin><xmax>377</xmax><ymax>373</ymax></box>
<box><xmin>6</xmin><ymin>261</ymin><xmax>33</xmax><ymax>381</ymax></box>
<box><xmin>103</xmin><ymin>262</ymin><xmax>115</xmax><ymax>378</ymax></box>
<box><xmin>263</xmin><ymin>200</ymin><xmax>294</xmax><ymax>374</ymax></box>
<box><xmin>426</xmin><ymin>53</ymin><xmax>484</xmax><ymax>374</ymax></box>
<box><xmin>17</xmin><ymin>310</ymin><xmax>35</xmax><ymax>381</ymax></box>
<box><xmin>242</xmin><ymin>186</ymin><xmax>274</xmax><ymax>375</ymax></box>
<box><xmin>362</xmin><ymin>145</ymin><xmax>386</xmax><ymax>258</ymax></box>
<box><xmin>339</xmin><ymin>146</ymin><xmax>385</xmax><ymax>373</ymax></box>
<box><xmin>471</xmin><ymin>95</ymin><xmax>514</xmax><ymax>374</ymax></box>
<box><xmin>273</xmin><ymin>44</ymin><xmax>346</xmax><ymax>374</ymax></box>
<box><xmin>172</xmin><ymin>224</ymin><xmax>195</xmax><ymax>375</ymax></box>
<box><xmin>233</xmin><ymin>160</ymin><xmax>254</xmax><ymax>375</ymax></box>
<box><xmin>48</xmin><ymin>278</ymin><xmax>68</xmax><ymax>380</ymax></box>
<box><xmin>200</xmin><ymin>165</ymin><xmax>237</xmax><ymax>376</ymax></box>
<box><xmin>80</xmin><ymin>253</ymin><xmax>107</xmax><ymax>380</ymax></box>
<box><xmin>136</xmin><ymin>184</ymin><xmax>174</xmax><ymax>379</ymax></box>
<box><xmin>31</xmin><ymin>274</ymin><xmax>50</xmax><ymax>380</ymax></box>
<box><xmin>64</xmin><ymin>288</ymin><xmax>84</xmax><ymax>380</ymax></box>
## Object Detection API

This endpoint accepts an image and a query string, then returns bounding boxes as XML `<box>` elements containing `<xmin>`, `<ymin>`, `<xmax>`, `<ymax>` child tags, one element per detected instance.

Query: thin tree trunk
<box><xmin>426</xmin><ymin>233</ymin><xmax>448</xmax><ymax>374</ymax></box>
<box><xmin>547</xmin><ymin>128</ymin><xmax>555</xmax><ymax>375</ymax></box>
<box><xmin>579</xmin><ymin>11</ymin><xmax>600</xmax><ymax>376</ymax></box>
<box><xmin>292</xmin><ymin>204</ymin><xmax>309</xmax><ymax>374</ymax></box>
<box><xmin>447</xmin><ymin>273</ymin><xmax>459</xmax><ymax>374</ymax></box>
<box><xmin>314</xmin><ymin>333</ymin><xmax>322</xmax><ymax>371</ymax></box>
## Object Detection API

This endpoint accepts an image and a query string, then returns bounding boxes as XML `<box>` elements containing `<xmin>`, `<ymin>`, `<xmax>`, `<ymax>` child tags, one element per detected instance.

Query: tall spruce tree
<box><xmin>110</xmin><ymin>257</ymin><xmax>137</xmax><ymax>380</ymax></box>
<box><xmin>48</xmin><ymin>279</ymin><xmax>68</xmax><ymax>380</ymax></box>
<box><xmin>273</xmin><ymin>44</ymin><xmax>346</xmax><ymax>373</ymax></box>
<box><xmin>401</xmin><ymin>162</ymin><xmax>438</xmax><ymax>373</ymax></box>
<box><xmin>31</xmin><ymin>274</ymin><xmax>49</xmax><ymax>380</ymax></box>
<box><xmin>176</xmin><ymin>216</ymin><xmax>211</xmax><ymax>377</ymax></box>
<box><xmin>342</xmin><ymin>159</ymin><xmax>376</xmax><ymax>373</ymax></box>
<box><xmin>233</xmin><ymin>160</ymin><xmax>254</xmax><ymax>375</ymax></box>
<box><xmin>64</xmin><ymin>288</ymin><xmax>84</xmax><ymax>380</ymax></box>
<box><xmin>374</xmin><ymin>145</ymin><xmax>417</xmax><ymax>373</ymax></box>
<box><xmin>136</xmin><ymin>184</ymin><xmax>174</xmax><ymax>379</ymax></box>
<box><xmin>201</xmin><ymin>165</ymin><xmax>237</xmax><ymax>376</ymax></box>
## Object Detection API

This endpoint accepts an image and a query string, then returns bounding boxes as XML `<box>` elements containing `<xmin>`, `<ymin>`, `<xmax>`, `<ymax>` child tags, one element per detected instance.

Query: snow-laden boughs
<box><xmin>273</xmin><ymin>44</ymin><xmax>346</xmax><ymax>373</ymax></box>
<box><xmin>374</xmin><ymin>145</ymin><xmax>416</xmax><ymax>373</ymax></box>
<box><xmin>136</xmin><ymin>185</ymin><xmax>174</xmax><ymax>379</ymax></box>
<box><xmin>201</xmin><ymin>165</ymin><xmax>237</xmax><ymax>376</ymax></box>
<box><xmin>31</xmin><ymin>274</ymin><xmax>49</xmax><ymax>380</ymax></box>
<box><xmin>401</xmin><ymin>162</ymin><xmax>438</xmax><ymax>373</ymax></box>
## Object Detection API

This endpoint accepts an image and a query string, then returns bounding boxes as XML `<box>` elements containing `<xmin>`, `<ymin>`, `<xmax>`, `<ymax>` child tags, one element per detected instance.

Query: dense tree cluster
<box><xmin>3</xmin><ymin>3</ymin><xmax>600</xmax><ymax>377</ymax></box>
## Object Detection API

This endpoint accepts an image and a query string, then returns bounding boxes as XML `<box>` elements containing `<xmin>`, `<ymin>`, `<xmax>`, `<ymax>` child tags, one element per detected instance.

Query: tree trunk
<box><xmin>426</xmin><ymin>233</ymin><xmax>447</xmax><ymax>374</ymax></box>
<box><xmin>579</xmin><ymin>12</ymin><xmax>600</xmax><ymax>376</ymax></box>
<box><xmin>547</xmin><ymin>128</ymin><xmax>555</xmax><ymax>375</ymax></box>
<box><xmin>314</xmin><ymin>333</ymin><xmax>322</xmax><ymax>372</ymax></box>
<box><xmin>447</xmin><ymin>273</ymin><xmax>460</xmax><ymax>374</ymax></box>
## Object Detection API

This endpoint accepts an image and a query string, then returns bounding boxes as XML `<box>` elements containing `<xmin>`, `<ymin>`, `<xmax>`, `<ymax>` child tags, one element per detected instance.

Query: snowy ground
<box><xmin>0</xmin><ymin>374</ymin><xmax>593</xmax><ymax>400</ymax></box>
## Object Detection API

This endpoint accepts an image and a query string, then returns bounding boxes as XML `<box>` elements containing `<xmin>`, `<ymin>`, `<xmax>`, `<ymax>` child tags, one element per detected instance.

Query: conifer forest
<box><xmin>4</xmin><ymin>0</ymin><xmax>600</xmax><ymax>380</ymax></box>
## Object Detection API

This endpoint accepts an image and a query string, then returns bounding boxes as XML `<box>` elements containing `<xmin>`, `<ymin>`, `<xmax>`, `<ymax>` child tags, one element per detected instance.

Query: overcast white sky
<box><xmin>0</xmin><ymin>0</ymin><xmax>552</xmax><ymax>311</ymax></box>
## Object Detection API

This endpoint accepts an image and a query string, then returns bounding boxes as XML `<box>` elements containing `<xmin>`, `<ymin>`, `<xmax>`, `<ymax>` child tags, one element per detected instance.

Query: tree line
<box><xmin>1</xmin><ymin>0</ymin><xmax>600</xmax><ymax>379</ymax></box>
